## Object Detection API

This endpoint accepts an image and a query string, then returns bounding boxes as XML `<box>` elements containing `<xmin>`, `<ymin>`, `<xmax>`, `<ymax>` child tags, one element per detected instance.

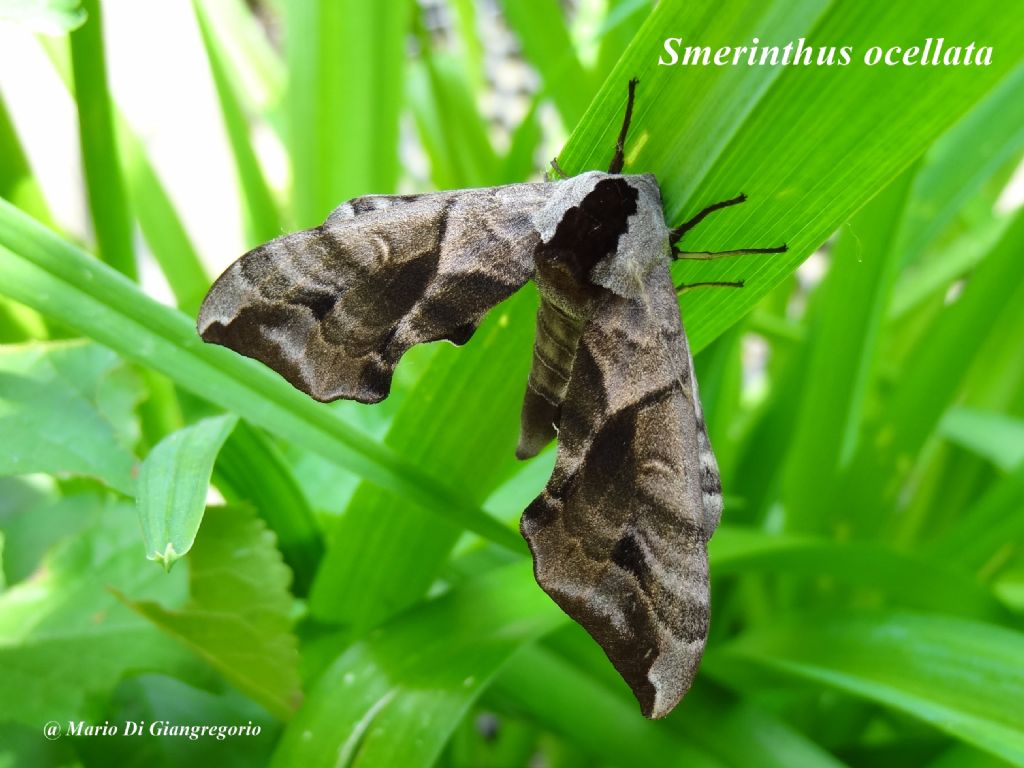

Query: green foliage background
<box><xmin>1</xmin><ymin>0</ymin><xmax>1023</xmax><ymax>766</ymax></box>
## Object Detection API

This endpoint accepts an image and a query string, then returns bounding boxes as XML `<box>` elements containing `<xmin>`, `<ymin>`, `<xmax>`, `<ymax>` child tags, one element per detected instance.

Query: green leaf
<box><xmin>286</xmin><ymin>0</ymin><xmax>414</xmax><ymax>225</ymax></box>
<box><xmin>215</xmin><ymin>421</ymin><xmax>324</xmax><ymax>596</ymax></box>
<box><xmin>491</xmin><ymin>645</ymin><xmax>725</xmax><ymax>768</ymax></box>
<box><xmin>710</xmin><ymin>527</ymin><xmax>1006</xmax><ymax>620</ymax></box>
<box><xmin>273</xmin><ymin>562</ymin><xmax>563</xmax><ymax>768</ymax></box>
<box><xmin>136</xmin><ymin>413</ymin><xmax>237</xmax><ymax>569</ymax></box>
<box><xmin>69</xmin><ymin>0</ymin><xmax>136</xmax><ymax>279</ymax></box>
<box><xmin>707</xmin><ymin>611</ymin><xmax>1024</xmax><ymax>766</ymax></box>
<box><xmin>780</xmin><ymin>171</ymin><xmax>913</xmax><ymax>533</ymax></box>
<box><xmin>0</xmin><ymin>201</ymin><xmax>522</xmax><ymax>553</ymax></box>
<box><xmin>0</xmin><ymin>341</ymin><xmax>139</xmax><ymax>493</ymax></box>
<box><xmin>0</xmin><ymin>498</ymin><xmax>191</xmax><ymax>725</ymax></box>
<box><xmin>193</xmin><ymin>0</ymin><xmax>283</xmax><ymax>247</ymax></box>
<box><xmin>940</xmin><ymin>408</ymin><xmax>1024</xmax><ymax>472</ymax></box>
<box><xmin>126</xmin><ymin>506</ymin><xmax>301</xmax><ymax>720</ymax></box>
<box><xmin>558</xmin><ymin>0</ymin><xmax>1024</xmax><ymax>354</ymax></box>
<box><xmin>926</xmin><ymin>462</ymin><xmax>1024</xmax><ymax>573</ymax></box>
<box><xmin>0</xmin><ymin>0</ymin><xmax>86</xmax><ymax>34</ymax></box>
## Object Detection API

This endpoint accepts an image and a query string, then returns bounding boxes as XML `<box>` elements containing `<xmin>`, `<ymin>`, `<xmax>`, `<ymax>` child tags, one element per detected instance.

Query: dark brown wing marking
<box><xmin>198</xmin><ymin>184</ymin><xmax>548</xmax><ymax>403</ymax></box>
<box><xmin>520</xmin><ymin>261</ymin><xmax>721</xmax><ymax>719</ymax></box>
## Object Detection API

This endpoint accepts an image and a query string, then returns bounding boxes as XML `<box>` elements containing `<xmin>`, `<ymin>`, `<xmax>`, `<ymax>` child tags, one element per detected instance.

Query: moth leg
<box><xmin>675</xmin><ymin>280</ymin><xmax>744</xmax><ymax>295</ymax></box>
<box><xmin>673</xmin><ymin>244</ymin><xmax>788</xmax><ymax>261</ymax></box>
<box><xmin>607</xmin><ymin>77</ymin><xmax>639</xmax><ymax>174</ymax></box>
<box><xmin>547</xmin><ymin>157</ymin><xmax>570</xmax><ymax>181</ymax></box>
<box><xmin>669</xmin><ymin>193</ymin><xmax>747</xmax><ymax>245</ymax></box>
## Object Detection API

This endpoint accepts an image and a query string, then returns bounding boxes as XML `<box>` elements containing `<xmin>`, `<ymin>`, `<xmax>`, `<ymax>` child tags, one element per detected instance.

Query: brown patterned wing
<box><xmin>520</xmin><ymin>261</ymin><xmax>723</xmax><ymax>719</ymax></box>
<box><xmin>198</xmin><ymin>184</ymin><xmax>548</xmax><ymax>403</ymax></box>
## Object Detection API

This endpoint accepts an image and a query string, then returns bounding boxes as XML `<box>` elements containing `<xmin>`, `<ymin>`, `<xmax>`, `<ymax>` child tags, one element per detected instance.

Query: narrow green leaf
<box><xmin>0</xmin><ymin>200</ymin><xmax>523</xmax><ymax>553</ymax></box>
<box><xmin>0</xmin><ymin>341</ymin><xmax>139</xmax><ymax>493</ymax></box>
<box><xmin>893</xmin><ymin>65</ymin><xmax>1024</xmax><ymax>269</ymax></box>
<box><xmin>926</xmin><ymin>462</ymin><xmax>1024</xmax><ymax>573</ymax></box>
<box><xmin>710</xmin><ymin>527</ymin><xmax>1006</xmax><ymax>620</ymax></box>
<box><xmin>136</xmin><ymin>413</ymin><xmax>237</xmax><ymax>569</ymax></box>
<box><xmin>286</xmin><ymin>0</ymin><xmax>413</xmax><ymax>225</ymax></box>
<box><xmin>707</xmin><ymin>612</ymin><xmax>1024</xmax><ymax>766</ymax></box>
<box><xmin>941</xmin><ymin>408</ymin><xmax>1024</xmax><ymax>472</ymax></box>
<box><xmin>69</xmin><ymin>0</ymin><xmax>136</xmax><ymax>279</ymax></box>
<box><xmin>273</xmin><ymin>562</ymin><xmax>564</xmax><ymax>768</ymax></box>
<box><xmin>193</xmin><ymin>0</ymin><xmax>283</xmax><ymax>247</ymax></box>
<box><xmin>41</xmin><ymin>33</ymin><xmax>211</xmax><ymax>314</ymax></box>
<box><xmin>0</xmin><ymin>91</ymin><xmax>53</xmax><ymax>226</ymax></box>
<box><xmin>781</xmin><ymin>172</ymin><xmax>913</xmax><ymax>533</ymax></box>
<box><xmin>126</xmin><ymin>506</ymin><xmax>301</xmax><ymax>720</ymax></box>
<box><xmin>0</xmin><ymin>0</ymin><xmax>86</xmax><ymax>34</ymax></box>
<box><xmin>120</xmin><ymin>135</ymin><xmax>211</xmax><ymax>315</ymax></box>
<box><xmin>840</xmin><ymin>210</ymin><xmax>1024</xmax><ymax>531</ymax></box>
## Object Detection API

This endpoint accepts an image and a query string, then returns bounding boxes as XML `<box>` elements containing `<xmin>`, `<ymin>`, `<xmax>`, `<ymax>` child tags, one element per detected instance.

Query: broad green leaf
<box><xmin>941</xmin><ymin>408</ymin><xmax>1024</xmax><ymax>472</ymax></box>
<box><xmin>558</xmin><ymin>0</ymin><xmax>1024</xmax><ymax>354</ymax></box>
<box><xmin>273</xmin><ymin>562</ymin><xmax>564</xmax><ymax>768</ymax></box>
<box><xmin>0</xmin><ymin>0</ymin><xmax>85</xmax><ymax>34</ymax></box>
<box><xmin>69</xmin><ymin>0</ymin><xmax>136</xmax><ymax>279</ymax></box>
<box><xmin>707</xmin><ymin>611</ymin><xmax>1024</xmax><ymax>766</ymax></box>
<box><xmin>0</xmin><ymin>342</ymin><xmax>139</xmax><ymax>493</ymax></box>
<box><xmin>0</xmin><ymin>498</ymin><xmax>191</xmax><ymax>725</ymax></box>
<box><xmin>126</xmin><ymin>506</ymin><xmax>301</xmax><ymax>720</ymax></box>
<box><xmin>0</xmin><ymin>201</ymin><xmax>523</xmax><ymax>552</ymax></box>
<box><xmin>136</xmin><ymin>413</ymin><xmax>237</xmax><ymax>569</ymax></box>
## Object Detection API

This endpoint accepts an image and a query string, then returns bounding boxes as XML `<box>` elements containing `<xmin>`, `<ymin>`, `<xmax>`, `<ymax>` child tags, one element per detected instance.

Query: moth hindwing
<box><xmin>199</xmin><ymin>79</ymin><xmax>785</xmax><ymax>719</ymax></box>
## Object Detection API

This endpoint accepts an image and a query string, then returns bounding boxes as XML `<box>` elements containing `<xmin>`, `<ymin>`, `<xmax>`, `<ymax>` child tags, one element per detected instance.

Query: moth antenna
<box><xmin>669</xmin><ymin>194</ymin><xmax>747</xmax><ymax>245</ymax></box>
<box><xmin>673</xmin><ymin>244</ymin><xmax>788</xmax><ymax>261</ymax></box>
<box><xmin>607</xmin><ymin>78</ymin><xmax>639</xmax><ymax>174</ymax></box>
<box><xmin>547</xmin><ymin>157</ymin><xmax>570</xmax><ymax>181</ymax></box>
<box><xmin>675</xmin><ymin>280</ymin><xmax>745</xmax><ymax>295</ymax></box>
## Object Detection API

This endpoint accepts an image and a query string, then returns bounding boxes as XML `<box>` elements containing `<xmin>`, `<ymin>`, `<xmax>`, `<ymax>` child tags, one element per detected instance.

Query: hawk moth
<box><xmin>198</xmin><ymin>80</ymin><xmax>785</xmax><ymax>719</ymax></box>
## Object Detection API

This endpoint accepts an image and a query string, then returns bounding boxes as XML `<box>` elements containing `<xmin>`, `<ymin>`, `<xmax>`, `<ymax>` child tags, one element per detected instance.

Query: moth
<box><xmin>198</xmin><ymin>80</ymin><xmax>785</xmax><ymax>719</ymax></box>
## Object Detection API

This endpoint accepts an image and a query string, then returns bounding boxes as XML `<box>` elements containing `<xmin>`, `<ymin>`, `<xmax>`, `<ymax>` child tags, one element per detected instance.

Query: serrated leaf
<box><xmin>136</xmin><ymin>414</ymin><xmax>237</xmax><ymax>570</ymax></box>
<box><xmin>126</xmin><ymin>506</ymin><xmax>301</xmax><ymax>720</ymax></box>
<box><xmin>0</xmin><ymin>341</ymin><xmax>139</xmax><ymax>493</ymax></box>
